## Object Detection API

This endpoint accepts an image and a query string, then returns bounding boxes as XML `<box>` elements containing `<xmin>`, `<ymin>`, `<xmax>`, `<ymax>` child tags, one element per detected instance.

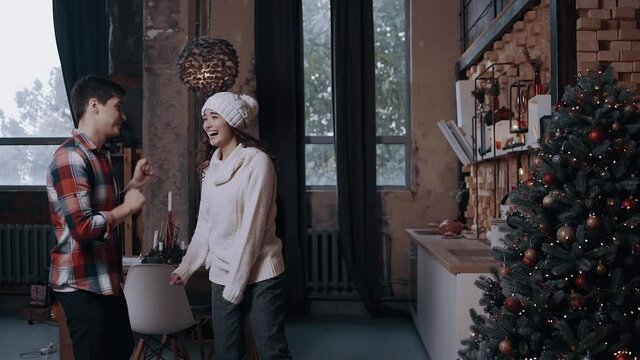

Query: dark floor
<box><xmin>0</xmin><ymin>295</ymin><xmax>429</xmax><ymax>360</ymax></box>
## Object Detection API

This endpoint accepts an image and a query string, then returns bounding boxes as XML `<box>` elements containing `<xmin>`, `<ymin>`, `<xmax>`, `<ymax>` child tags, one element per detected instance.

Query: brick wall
<box><xmin>465</xmin><ymin>1</ymin><xmax>551</xmax><ymax>108</ymax></box>
<box><xmin>576</xmin><ymin>0</ymin><xmax>640</xmax><ymax>91</ymax></box>
<box><xmin>461</xmin><ymin>0</ymin><xmax>640</xmax><ymax>234</ymax></box>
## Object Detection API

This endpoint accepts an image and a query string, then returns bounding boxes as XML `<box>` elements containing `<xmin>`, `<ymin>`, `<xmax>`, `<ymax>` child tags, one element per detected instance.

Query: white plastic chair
<box><xmin>124</xmin><ymin>263</ymin><xmax>196</xmax><ymax>359</ymax></box>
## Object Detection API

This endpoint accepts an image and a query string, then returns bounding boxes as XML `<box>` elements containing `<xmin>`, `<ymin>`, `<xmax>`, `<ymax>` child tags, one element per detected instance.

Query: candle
<box><xmin>168</xmin><ymin>191</ymin><xmax>172</xmax><ymax>211</ymax></box>
<box><xmin>159</xmin><ymin>242</ymin><xmax>164</xmax><ymax>251</ymax></box>
<box><xmin>152</xmin><ymin>230</ymin><xmax>158</xmax><ymax>249</ymax></box>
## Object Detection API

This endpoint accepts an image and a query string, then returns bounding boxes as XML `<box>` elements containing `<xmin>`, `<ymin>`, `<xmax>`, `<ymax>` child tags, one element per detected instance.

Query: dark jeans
<box><xmin>56</xmin><ymin>290</ymin><xmax>134</xmax><ymax>360</ymax></box>
<box><xmin>212</xmin><ymin>274</ymin><xmax>292</xmax><ymax>360</ymax></box>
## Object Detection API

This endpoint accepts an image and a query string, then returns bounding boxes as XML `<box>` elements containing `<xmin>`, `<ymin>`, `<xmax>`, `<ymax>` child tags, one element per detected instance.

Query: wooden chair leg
<box><xmin>132</xmin><ymin>337</ymin><xmax>145</xmax><ymax>360</ymax></box>
<box><xmin>156</xmin><ymin>335</ymin><xmax>168</xmax><ymax>359</ymax></box>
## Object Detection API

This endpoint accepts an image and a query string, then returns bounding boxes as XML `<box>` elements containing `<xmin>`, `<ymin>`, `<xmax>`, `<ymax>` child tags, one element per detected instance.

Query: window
<box><xmin>373</xmin><ymin>0</ymin><xmax>409</xmax><ymax>186</ymax></box>
<box><xmin>0</xmin><ymin>2</ymin><xmax>73</xmax><ymax>187</ymax></box>
<box><xmin>302</xmin><ymin>0</ymin><xmax>409</xmax><ymax>188</ymax></box>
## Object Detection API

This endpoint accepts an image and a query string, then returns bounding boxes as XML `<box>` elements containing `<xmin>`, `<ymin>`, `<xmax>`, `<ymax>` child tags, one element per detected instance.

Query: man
<box><xmin>47</xmin><ymin>75</ymin><xmax>153</xmax><ymax>359</ymax></box>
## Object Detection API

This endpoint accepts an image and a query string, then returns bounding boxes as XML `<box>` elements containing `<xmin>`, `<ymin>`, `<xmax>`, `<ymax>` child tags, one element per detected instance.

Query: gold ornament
<box><xmin>499</xmin><ymin>265</ymin><xmax>512</xmax><ymax>276</ymax></box>
<box><xmin>499</xmin><ymin>339</ymin><xmax>513</xmax><ymax>354</ymax></box>
<box><xmin>595</xmin><ymin>262</ymin><xmax>607</xmax><ymax>275</ymax></box>
<box><xmin>569</xmin><ymin>293</ymin><xmax>583</xmax><ymax>309</ymax></box>
<box><xmin>557</xmin><ymin>225</ymin><xmax>576</xmax><ymax>244</ymax></box>
<box><xmin>542</xmin><ymin>194</ymin><xmax>556</xmax><ymax>207</ymax></box>
<box><xmin>586</xmin><ymin>215</ymin><xmax>601</xmax><ymax>229</ymax></box>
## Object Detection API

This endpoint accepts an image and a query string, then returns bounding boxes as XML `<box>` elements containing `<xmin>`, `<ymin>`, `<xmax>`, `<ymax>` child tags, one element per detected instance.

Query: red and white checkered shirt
<box><xmin>47</xmin><ymin>129</ymin><xmax>122</xmax><ymax>295</ymax></box>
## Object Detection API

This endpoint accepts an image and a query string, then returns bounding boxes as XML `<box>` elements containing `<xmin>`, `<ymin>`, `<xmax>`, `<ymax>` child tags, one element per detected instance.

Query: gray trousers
<box><xmin>211</xmin><ymin>273</ymin><xmax>292</xmax><ymax>360</ymax></box>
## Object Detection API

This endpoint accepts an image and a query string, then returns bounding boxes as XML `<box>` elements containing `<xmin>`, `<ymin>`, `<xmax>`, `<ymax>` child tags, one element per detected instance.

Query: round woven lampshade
<box><xmin>176</xmin><ymin>37</ymin><xmax>239</xmax><ymax>98</ymax></box>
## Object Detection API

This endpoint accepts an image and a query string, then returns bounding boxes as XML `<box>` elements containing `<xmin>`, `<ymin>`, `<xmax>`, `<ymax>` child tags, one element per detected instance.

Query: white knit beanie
<box><xmin>201</xmin><ymin>92</ymin><xmax>259</xmax><ymax>129</ymax></box>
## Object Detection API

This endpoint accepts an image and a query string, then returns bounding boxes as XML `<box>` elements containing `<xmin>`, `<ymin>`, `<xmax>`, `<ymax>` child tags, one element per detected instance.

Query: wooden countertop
<box><xmin>406</xmin><ymin>229</ymin><xmax>499</xmax><ymax>274</ymax></box>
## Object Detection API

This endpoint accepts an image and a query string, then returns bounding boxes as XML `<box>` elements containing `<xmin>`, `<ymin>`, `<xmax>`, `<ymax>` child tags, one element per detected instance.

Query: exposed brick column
<box><xmin>142</xmin><ymin>1</ymin><xmax>194</xmax><ymax>253</ymax></box>
<box><xmin>576</xmin><ymin>0</ymin><xmax>640</xmax><ymax>90</ymax></box>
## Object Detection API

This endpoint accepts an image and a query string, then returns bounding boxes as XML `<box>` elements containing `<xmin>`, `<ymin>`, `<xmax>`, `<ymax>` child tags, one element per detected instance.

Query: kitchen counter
<box><xmin>406</xmin><ymin>230</ymin><xmax>498</xmax><ymax>274</ymax></box>
<box><xmin>406</xmin><ymin>229</ymin><xmax>497</xmax><ymax>360</ymax></box>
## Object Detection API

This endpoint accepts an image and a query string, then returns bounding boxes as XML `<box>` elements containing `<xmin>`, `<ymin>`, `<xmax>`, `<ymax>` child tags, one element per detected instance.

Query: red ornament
<box><xmin>504</xmin><ymin>296</ymin><xmax>522</xmax><ymax>313</ymax></box>
<box><xmin>554</xmin><ymin>100</ymin><xmax>566</xmax><ymax>111</ymax></box>
<box><xmin>575</xmin><ymin>274</ymin><xmax>587</xmax><ymax>288</ymax></box>
<box><xmin>542</xmin><ymin>173</ymin><xmax>555</xmax><ymax>185</ymax></box>
<box><xmin>588</xmin><ymin>128</ymin><xmax>606</xmax><ymax>143</ymax></box>
<box><xmin>615</xmin><ymin>352</ymin><xmax>633</xmax><ymax>360</ymax></box>
<box><xmin>524</xmin><ymin>178</ymin><xmax>535</xmax><ymax>188</ymax></box>
<box><xmin>622</xmin><ymin>198</ymin><xmax>638</xmax><ymax>212</ymax></box>
<box><xmin>522</xmin><ymin>257</ymin><xmax>536</xmax><ymax>267</ymax></box>
<box><xmin>524</xmin><ymin>248</ymin><xmax>537</xmax><ymax>262</ymax></box>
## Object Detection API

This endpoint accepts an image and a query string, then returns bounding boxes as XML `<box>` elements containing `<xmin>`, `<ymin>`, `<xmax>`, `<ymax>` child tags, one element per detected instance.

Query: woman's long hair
<box><xmin>197</xmin><ymin>127</ymin><xmax>277</xmax><ymax>176</ymax></box>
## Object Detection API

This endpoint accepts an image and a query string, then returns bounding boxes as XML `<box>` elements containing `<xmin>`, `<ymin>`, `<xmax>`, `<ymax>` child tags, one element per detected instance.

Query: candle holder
<box><xmin>508</xmin><ymin>80</ymin><xmax>532</xmax><ymax>134</ymax></box>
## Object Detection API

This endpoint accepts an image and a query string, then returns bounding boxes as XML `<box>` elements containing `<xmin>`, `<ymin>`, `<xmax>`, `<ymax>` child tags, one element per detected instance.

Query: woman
<box><xmin>170</xmin><ymin>92</ymin><xmax>292</xmax><ymax>360</ymax></box>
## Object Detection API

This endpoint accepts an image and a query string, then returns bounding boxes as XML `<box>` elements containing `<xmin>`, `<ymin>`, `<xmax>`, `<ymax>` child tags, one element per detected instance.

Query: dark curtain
<box><xmin>331</xmin><ymin>0</ymin><xmax>385</xmax><ymax>314</ymax></box>
<box><xmin>255</xmin><ymin>0</ymin><xmax>307</xmax><ymax>313</ymax></box>
<box><xmin>53</xmin><ymin>0</ymin><xmax>109</xmax><ymax>127</ymax></box>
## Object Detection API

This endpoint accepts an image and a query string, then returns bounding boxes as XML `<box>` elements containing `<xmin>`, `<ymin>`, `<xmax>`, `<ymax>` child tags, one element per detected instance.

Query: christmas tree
<box><xmin>459</xmin><ymin>67</ymin><xmax>640</xmax><ymax>360</ymax></box>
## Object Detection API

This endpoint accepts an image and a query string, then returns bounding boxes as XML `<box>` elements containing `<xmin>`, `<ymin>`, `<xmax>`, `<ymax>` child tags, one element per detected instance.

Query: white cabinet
<box><xmin>412</xmin><ymin>246</ymin><xmax>488</xmax><ymax>360</ymax></box>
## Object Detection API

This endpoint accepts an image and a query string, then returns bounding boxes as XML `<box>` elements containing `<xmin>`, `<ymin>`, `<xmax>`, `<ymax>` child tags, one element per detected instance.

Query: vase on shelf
<box><xmin>533</xmin><ymin>69</ymin><xmax>543</xmax><ymax>96</ymax></box>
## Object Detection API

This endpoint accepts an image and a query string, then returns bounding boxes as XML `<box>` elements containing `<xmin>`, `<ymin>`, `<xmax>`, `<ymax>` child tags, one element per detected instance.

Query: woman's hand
<box><xmin>169</xmin><ymin>273</ymin><xmax>185</xmax><ymax>286</ymax></box>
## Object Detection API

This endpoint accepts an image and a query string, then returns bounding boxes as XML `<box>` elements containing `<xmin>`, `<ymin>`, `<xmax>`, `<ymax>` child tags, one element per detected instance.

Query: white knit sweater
<box><xmin>173</xmin><ymin>144</ymin><xmax>285</xmax><ymax>304</ymax></box>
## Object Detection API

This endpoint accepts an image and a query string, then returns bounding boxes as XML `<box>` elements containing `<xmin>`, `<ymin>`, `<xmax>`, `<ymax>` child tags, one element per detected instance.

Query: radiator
<box><xmin>0</xmin><ymin>224</ymin><xmax>56</xmax><ymax>285</ymax></box>
<box><xmin>307</xmin><ymin>228</ymin><xmax>355</xmax><ymax>297</ymax></box>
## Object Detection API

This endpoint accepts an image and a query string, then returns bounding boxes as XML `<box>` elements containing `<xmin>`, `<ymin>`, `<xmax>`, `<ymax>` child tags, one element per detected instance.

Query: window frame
<box><xmin>303</xmin><ymin>0</ymin><xmax>411</xmax><ymax>191</ymax></box>
<box><xmin>0</xmin><ymin>137</ymin><xmax>67</xmax><ymax>190</ymax></box>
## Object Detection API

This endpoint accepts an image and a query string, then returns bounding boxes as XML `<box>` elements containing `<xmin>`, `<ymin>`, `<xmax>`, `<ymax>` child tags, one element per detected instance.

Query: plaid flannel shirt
<box><xmin>47</xmin><ymin>129</ymin><xmax>122</xmax><ymax>295</ymax></box>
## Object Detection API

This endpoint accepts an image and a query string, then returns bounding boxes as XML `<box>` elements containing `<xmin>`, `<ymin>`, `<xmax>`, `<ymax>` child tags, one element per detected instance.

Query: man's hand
<box><xmin>169</xmin><ymin>273</ymin><xmax>185</xmax><ymax>286</ymax></box>
<box><xmin>128</xmin><ymin>159</ymin><xmax>154</xmax><ymax>190</ymax></box>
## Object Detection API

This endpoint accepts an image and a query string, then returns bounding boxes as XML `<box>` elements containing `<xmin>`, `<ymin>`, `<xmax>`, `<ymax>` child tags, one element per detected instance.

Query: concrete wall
<box><xmin>142</xmin><ymin>0</ymin><xmax>195</xmax><ymax>252</ymax></box>
<box><xmin>382</xmin><ymin>0</ymin><xmax>460</xmax><ymax>298</ymax></box>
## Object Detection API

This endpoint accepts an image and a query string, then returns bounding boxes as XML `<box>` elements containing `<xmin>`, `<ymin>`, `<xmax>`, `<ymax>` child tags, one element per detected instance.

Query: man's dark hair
<box><xmin>70</xmin><ymin>75</ymin><xmax>126</xmax><ymax>124</ymax></box>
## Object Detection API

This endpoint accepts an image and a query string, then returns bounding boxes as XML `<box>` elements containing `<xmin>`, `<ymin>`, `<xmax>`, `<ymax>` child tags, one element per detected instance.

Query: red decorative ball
<box><xmin>524</xmin><ymin>248</ymin><xmax>538</xmax><ymax>262</ymax></box>
<box><xmin>622</xmin><ymin>198</ymin><xmax>638</xmax><ymax>212</ymax></box>
<box><xmin>575</xmin><ymin>274</ymin><xmax>587</xmax><ymax>288</ymax></box>
<box><xmin>499</xmin><ymin>339</ymin><xmax>513</xmax><ymax>354</ymax></box>
<box><xmin>588</xmin><ymin>128</ymin><xmax>606</xmax><ymax>143</ymax></box>
<box><xmin>615</xmin><ymin>352</ymin><xmax>633</xmax><ymax>360</ymax></box>
<box><xmin>504</xmin><ymin>296</ymin><xmax>522</xmax><ymax>313</ymax></box>
<box><xmin>522</xmin><ymin>257</ymin><xmax>536</xmax><ymax>267</ymax></box>
<box><xmin>542</xmin><ymin>173</ymin><xmax>555</xmax><ymax>185</ymax></box>
<box><xmin>524</xmin><ymin>178</ymin><xmax>535</xmax><ymax>188</ymax></box>
<box><xmin>554</xmin><ymin>100</ymin><xmax>566</xmax><ymax>111</ymax></box>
